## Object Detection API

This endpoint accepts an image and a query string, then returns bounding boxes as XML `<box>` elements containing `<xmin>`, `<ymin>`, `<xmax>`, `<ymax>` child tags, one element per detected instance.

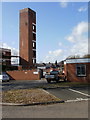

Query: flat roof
<box><xmin>64</xmin><ymin>58</ymin><xmax>90</xmax><ymax>64</ymax></box>
<box><xmin>0</xmin><ymin>48</ymin><xmax>11</xmax><ymax>52</ymax></box>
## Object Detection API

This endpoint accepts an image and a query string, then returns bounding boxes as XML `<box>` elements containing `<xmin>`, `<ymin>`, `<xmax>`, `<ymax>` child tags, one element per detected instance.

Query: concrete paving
<box><xmin>2</xmin><ymin>101</ymin><xmax>89</xmax><ymax>118</ymax></box>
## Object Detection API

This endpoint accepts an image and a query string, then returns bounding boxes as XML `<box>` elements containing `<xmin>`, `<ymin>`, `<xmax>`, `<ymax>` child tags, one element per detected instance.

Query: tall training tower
<box><xmin>19</xmin><ymin>8</ymin><xmax>36</xmax><ymax>68</ymax></box>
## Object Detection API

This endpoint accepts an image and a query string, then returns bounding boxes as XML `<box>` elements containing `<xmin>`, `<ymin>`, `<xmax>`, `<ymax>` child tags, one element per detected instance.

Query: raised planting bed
<box><xmin>2</xmin><ymin>89</ymin><xmax>61</xmax><ymax>104</ymax></box>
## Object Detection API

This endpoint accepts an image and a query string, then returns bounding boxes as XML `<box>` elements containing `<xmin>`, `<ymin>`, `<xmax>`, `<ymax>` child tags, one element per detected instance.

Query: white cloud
<box><xmin>43</xmin><ymin>21</ymin><xmax>88</xmax><ymax>63</ymax></box>
<box><xmin>70</xmin><ymin>39</ymin><xmax>88</xmax><ymax>57</ymax></box>
<box><xmin>60</xmin><ymin>2</ymin><xmax>68</xmax><ymax>8</ymax></box>
<box><xmin>78</xmin><ymin>6</ymin><xmax>87</xmax><ymax>12</ymax></box>
<box><xmin>50</xmin><ymin>49</ymin><xmax>62</xmax><ymax>56</ymax></box>
<box><xmin>65</xmin><ymin>21</ymin><xmax>88</xmax><ymax>57</ymax></box>
<box><xmin>65</xmin><ymin>36</ymin><xmax>75</xmax><ymax>42</ymax></box>
<box><xmin>65</xmin><ymin>21</ymin><xmax>88</xmax><ymax>43</ymax></box>
<box><xmin>43</xmin><ymin>49</ymin><xmax>63</xmax><ymax>63</ymax></box>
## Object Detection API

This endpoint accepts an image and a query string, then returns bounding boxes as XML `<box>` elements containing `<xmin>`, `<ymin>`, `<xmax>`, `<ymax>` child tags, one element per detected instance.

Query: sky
<box><xmin>1</xmin><ymin>2</ymin><xmax>88</xmax><ymax>63</ymax></box>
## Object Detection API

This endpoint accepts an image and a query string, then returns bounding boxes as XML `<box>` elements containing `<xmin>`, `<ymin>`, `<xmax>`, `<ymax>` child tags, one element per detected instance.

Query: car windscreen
<box><xmin>50</xmin><ymin>71</ymin><xmax>59</xmax><ymax>75</ymax></box>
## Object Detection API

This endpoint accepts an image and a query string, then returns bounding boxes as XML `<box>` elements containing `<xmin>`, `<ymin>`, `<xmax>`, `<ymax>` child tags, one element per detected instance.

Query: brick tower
<box><xmin>19</xmin><ymin>8</ymin><xmax>36</xmax><ymax>68</ymax></box>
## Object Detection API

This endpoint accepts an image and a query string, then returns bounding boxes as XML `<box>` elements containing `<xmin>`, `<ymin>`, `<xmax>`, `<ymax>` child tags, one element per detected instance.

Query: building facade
<box><xmin>64</xmin><ymin>58</ymin><xmax>90</xmax><ymax>83</ymax></box>
<box><xmin>0</xmin><ymin>48</ymin><xmax>11</xmax><ymax>66</ymax></box>
<box><xmin>19</xmin><ymin>8</ymin><xmax>36</xmax><ymax>68</ymax></box>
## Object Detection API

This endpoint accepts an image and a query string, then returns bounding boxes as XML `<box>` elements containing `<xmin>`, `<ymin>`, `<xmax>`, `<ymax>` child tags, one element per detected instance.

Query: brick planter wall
<box><xmin>7</xmin><ymin>69</ymin><xmax>40</xmax><ymax>80</ymax></box>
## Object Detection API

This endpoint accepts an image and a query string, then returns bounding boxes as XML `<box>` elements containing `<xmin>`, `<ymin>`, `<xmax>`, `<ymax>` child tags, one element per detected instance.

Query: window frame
<box><xmin>76</xmin><ymin>64</ymin><xmax>86</xmax><ymax>77</ymax></box>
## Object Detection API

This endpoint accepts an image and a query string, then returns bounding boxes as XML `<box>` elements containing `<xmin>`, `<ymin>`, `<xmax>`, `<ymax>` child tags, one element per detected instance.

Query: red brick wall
<box><xmin>64</xmin><ymin>63</ymin><xmax>90</xmax><ymax>83</ymax></box>
<box><xmin>20</xmin><ymin>8</ymin><xmax>36</xmax><ymax>67</ymax></box>
<box><xmin>7</xmin><ymin>69</ymin><xmax>40</xmax><ymax>80</ymax></box>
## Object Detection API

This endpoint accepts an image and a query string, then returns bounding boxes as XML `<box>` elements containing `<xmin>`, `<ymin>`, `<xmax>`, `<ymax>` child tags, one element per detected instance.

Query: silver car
<box><xmin>0</xmin><ymin>73</ymin><xmax>9</xmax><ymax>82</ymax></box>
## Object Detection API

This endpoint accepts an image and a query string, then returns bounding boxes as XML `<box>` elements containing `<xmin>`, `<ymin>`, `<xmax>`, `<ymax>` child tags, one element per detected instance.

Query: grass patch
<box><xmin>55</xmin><ymin>82</ymin><xmax>90</xmax><ymax>87</ymax></box>
<box><xmin>36</xmin><ymin>81</ymin><xmax>90</xmax><ymax>89</ymax></box>
<box><xmin>2</xmin><ymin>89</ymin><xmax>60</xmax><ymax>104</ymax></box>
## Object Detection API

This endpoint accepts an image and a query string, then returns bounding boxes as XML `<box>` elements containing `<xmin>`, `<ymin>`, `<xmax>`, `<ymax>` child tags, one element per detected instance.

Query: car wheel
<box><xmin>64</xmin><ymin>76</ymin><xmax>67</xmax><ymax>82</ymax></box>
<box><xmin>47</xmin><ymin>79</ymin><xmax>51</xmax><ymax>83</ymax></box>
<box><xmin>56</xmin><ymin>79</ymin><xmax>59</xmax><ymax>83</ymax></box>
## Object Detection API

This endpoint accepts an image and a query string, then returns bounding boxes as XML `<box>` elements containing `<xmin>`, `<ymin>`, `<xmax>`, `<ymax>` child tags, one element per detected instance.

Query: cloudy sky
<box><xmin>1</xmin><ymin>2</ymin><xmax>88</xmax><ymax>63</ymax></box>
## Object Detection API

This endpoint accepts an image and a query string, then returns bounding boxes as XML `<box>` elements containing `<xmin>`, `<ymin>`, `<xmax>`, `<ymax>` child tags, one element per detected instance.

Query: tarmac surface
<box><xmin>46</xmin><ymin>87</ymin><xmax>90</xmax><ymax>101</ymax></box>
<box><xmin>1</xmin><ymin>80</ymin><xmax>90</xmax><ymax>102</ymax></box>
<box><xmin>1</xmin><ymin>80</ymin><xmax>90</xmax><ymax>119</ymax></box>
<box><xmin>2</xmin><ymin>101</ymin><xmax>89</xmax><ymax>118</ymax></box>
<box><xmin>0</xmin><ymin>80</ymin><xmax>47</xmax><ymax>91</ymax></box>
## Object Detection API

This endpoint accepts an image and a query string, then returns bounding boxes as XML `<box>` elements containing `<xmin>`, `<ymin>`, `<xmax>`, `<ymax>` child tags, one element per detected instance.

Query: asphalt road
<box><xmin>2</xmin><ymin>101</ymin><xmax>89</xmax><ymax>118</ymax></box>
<box><xmin>1</xmin><ymin>80</ymin><xmax>47</xmax><ymax>91</ymax></box>
<box><xmin>1</xmin><ymin>80</ymin><xmax>90</xmax><ymax>102</ymax></box>
<box><xmin>1</xmin><ymin>80</ymin><xmax>90</xmax><ymax>119</ymax></box>
<box><xmin>46</xmin><ymin>87</ymin><xmax>90</xmax><ymax>101</ymax></box>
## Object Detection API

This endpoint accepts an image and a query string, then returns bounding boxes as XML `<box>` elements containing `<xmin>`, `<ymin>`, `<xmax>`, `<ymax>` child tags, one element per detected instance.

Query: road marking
<box><xmin>65</xmin><ymin>98</ymin><xmax>90</xmax><ymax>103</ymax></box>
<box><xmin>69</xmin><ymin>88</ymin><xmax>90</xmax><ymax>97</ymax></box>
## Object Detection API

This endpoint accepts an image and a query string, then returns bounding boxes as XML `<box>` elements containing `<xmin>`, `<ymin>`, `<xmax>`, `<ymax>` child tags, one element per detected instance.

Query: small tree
<box><xmin>55</xmin><ymin>60</ymin><xmax>57</xmax><ymax>67</ymax></box>
<box><xmin>83</xmin><ymin>54</ymin><xmax>90</xmax><ymax>58</ymax></box>
<box><xmin>43</xmin><ymin>63</ymin><xmax>46</xmax><ymax>66</ymax></box>
<box><xmin>66</xmin><ymin>55</ymin><xmax>80</xmax><ymax>59</ymax></box>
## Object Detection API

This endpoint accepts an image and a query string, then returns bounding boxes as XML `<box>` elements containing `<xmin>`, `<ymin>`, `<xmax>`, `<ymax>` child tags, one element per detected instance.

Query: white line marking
<box><xmin>69</xmin><ymin>88</ymin><xmax>90</xmax><ymax>97</ymax></box>
<box><xmin>65</xmin><ymin>98</ymin><xmax>90</xmax><ymax>103</ymax></box>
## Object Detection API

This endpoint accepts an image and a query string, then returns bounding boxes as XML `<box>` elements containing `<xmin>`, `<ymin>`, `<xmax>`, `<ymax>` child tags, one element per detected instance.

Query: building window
<box><xmin>33</xmin><ymin>25</ymin><xmax>34</xmax><ymax>30</ymax></box>
<box><xmin>32</xmin><ymin>42</ymin><xmax>36</xmax><ymax>48</ymax></box>
<box><xmin>3</xmin><ymin>52</ymin><xmax>6</xmax><ymax>55</ymax></box>
<box><xmin>33</xmin><ymin>33</ymin><xmax>36</xmax><ymax>40</ymax></box>
<box><xmin>33</xmin><ymin>59</ymin><xmax>36</xmax><ymax>64</ymax></box>
<box><xmin>33</xmin><ymin>51</ymin><xmax>36</xmax><ymax>58</ymax></box>
<box><xmin>32</xmin><ymin>23</ymin><xmax>36</xmax><ymax>32</ymax></box>
<box><xmin>76</xmin><ymin>64</ymin><xmax>86</xmax><ymax>76</ymax></box>
<box><xmin>33</xmin><ymin>42</ymin><xmax>35</xmax><ymax>48</ymax></box>
<box><xmin>33</xmin><ymin>59</ymin><xmax>35</xmax><ymax>64</ymax></box>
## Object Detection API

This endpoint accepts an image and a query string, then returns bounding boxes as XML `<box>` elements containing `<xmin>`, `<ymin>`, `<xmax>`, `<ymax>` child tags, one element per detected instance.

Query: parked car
<box><xmin>0</xmin><ymin>73</ymin><xmax>9</xmax><ymax>82</ymax></box>
<box><xmin>45</xmin><ymin>70</ymin><xmax>59</xmax><ymax>83</ymax></box>
<box><xmin>45</xmin><ymin>70</ymin><xmax>66</xmax><ymax>83</ymax></box>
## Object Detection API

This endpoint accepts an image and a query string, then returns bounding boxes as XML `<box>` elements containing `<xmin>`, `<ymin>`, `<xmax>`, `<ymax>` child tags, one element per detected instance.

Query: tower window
<box><xmin>33</xmin><ymin>42</ymin><xmax>35</xmax><ymax>48</ymax></box>
<box><xmin>32</xmin><ymin>24</ymin><xmax>36</xmax><ymax>32</ymax></box>
<box><xmin>33</xmin><ymin>59</ymin><xmax>36</xmax><ymax>64</ymax></box>
<box><xmin>25</xmin><ymin>22</ymin><xmax>27</xmax><ymax>25</ymax></box>
<box><xmin>33</xmin><ymin>25</ymin><xmax>35</xmax><ymax>30</ymax></box>
<box><xmin>33</xmin><ymin>33</ymin><xmax>36</xmax><ymax>40</ymax></box>
<box><xmin>32</xmin><ymin>42</ymin><xmax>36</xmax><ymax>48</ymax></box>
<box><xmin>33</xmin><ymin>51</ymin><xmax>36</xmax><ymax>58</ymax></box>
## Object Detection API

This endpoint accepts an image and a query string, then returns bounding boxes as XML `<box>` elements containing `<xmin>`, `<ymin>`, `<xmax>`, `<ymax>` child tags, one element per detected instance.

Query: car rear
<box><xmin>0</xmin><ymin>74</ymin><xmax>9</xmax><ymax>82</ymax></box>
